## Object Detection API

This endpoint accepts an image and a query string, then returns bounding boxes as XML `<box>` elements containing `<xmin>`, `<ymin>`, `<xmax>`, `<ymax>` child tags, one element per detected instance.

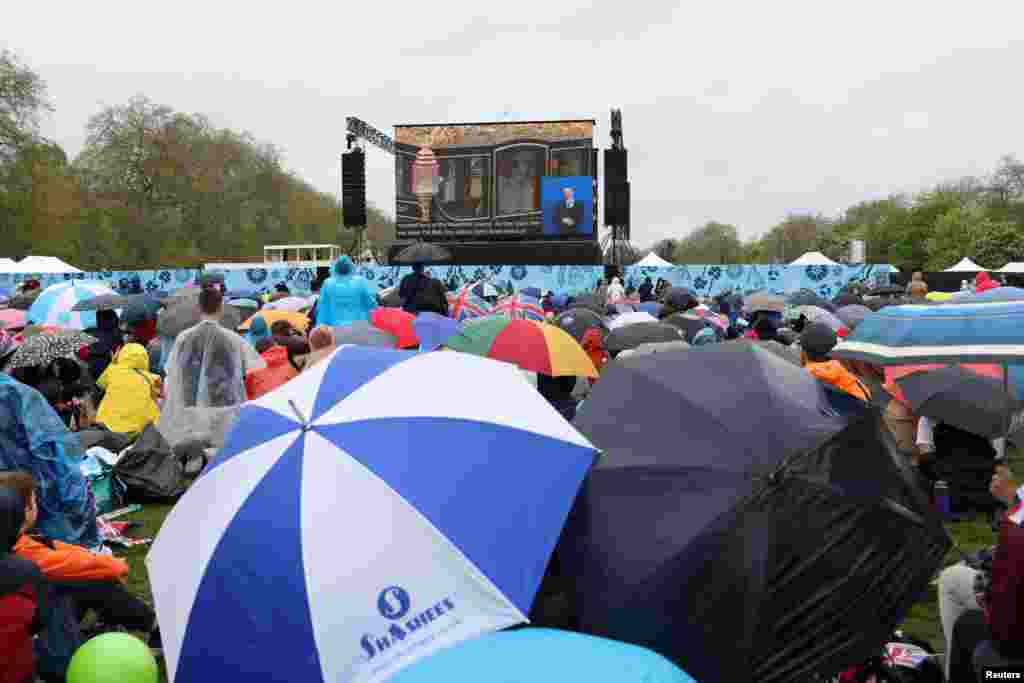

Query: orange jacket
<box><xmin>245</xmin><ymin>345</ymin><xmax>299</xmax><ymax>400</ymax></box>
<box><xmin>14</xmin><ymin>534</ymin><xmax>128</xmax><ymax>582</ymax></box>
<box><xmin>805</xmin><ymin>360</ymin><xmax>871</xmax><ymax>402</ymax></box>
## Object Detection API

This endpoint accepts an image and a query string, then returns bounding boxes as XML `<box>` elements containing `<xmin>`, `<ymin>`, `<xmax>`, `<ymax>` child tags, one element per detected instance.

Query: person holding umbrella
<box><xmin>399</xmin><ymin>264</ymin><xmax>449</xmax><ymax>316</ymax></box>
<box><xmin>799</xmin><ymin>323</ymin><xmax>870</xmax><ymax>401</ymax></box>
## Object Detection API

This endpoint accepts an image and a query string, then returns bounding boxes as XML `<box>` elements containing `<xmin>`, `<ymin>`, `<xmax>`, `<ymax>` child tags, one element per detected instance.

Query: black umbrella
<box><xmin>662</xmin><ymin>313</ymin><xmax>714</xmax><ymax>343</ymax></box>
<box><xmin>868</xmin><ymin>285</ymin><xmax>905</xmax><ymax>297</ymax></box>
<box><xmin>564</xmin><ymin>343</ymin><xmax>950</xmax><ymax>683</ymax></box>
<box><xmin>5</xmin><ymin>330</ymin><xmax>98</xmax><ymax>371</ymax></box>
<box><xmin>378</xmin><ymin>288</ymin><xmax>402</xmax><ymax>308</ymax></box>
<box><xmin>569</xmin><ymin>294</ymin><xmax>606</xmax><ymax>315</ymax></box>
<box><xmin>833</xmin><ymin>292</ymin><xmax>864</xmax><ymax>307</ymax></box>
<box><xmin>895</xmin><ymin>366</ymin><xmax>1018</xmax><ymax>439</ymax></box>
<box><xmin>787</xmin><ymin>289</ymin><xmax>837</xmax><ymax>312</ymax></box>
<box><xmin>605</xmin><ymin>321</ymin><xmax>685</xmax><ymax>353</ymax></box>
<box><xmin>391</xmin><ymin>242</ymin><xmax>453</xmax><ymax>264</ymax></box>
<box><xmin>71</xmin><ymin>293</ymin><xmax>141</xmax><ymax>311</ymax></box>
<box><xmin>554</xmin><ymin>308</ymin><xmax>607</xmax><ymax>343</ymax></box>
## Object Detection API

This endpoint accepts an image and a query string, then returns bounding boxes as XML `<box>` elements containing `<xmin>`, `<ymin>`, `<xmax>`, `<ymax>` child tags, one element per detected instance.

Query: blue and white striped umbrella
<box><xmin>26</xmin><ymin>281</ymin><xmax>118</xmax><ymax>330</ymax></box>
<box><xmin>147</xmin><ymin>346</ymin><xmax>598</xmax><ymax>683</ymax></box>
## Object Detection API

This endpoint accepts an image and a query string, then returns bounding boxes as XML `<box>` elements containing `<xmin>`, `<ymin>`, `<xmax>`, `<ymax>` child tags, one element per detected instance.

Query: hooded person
<box><xmin>0</xmin><ymin>487</ymin><xmax>47</xmax><ymax>683</ymax></box>
<box><xmin>606</xmin><ymin>277</ymin><xmax>626</xmax><ymax>304</ymax></box>
<box><xmin>158</xmin><ymin>278</ymin><xmax>265</xmax><ymax>449</ymax></box>
<box><xmin>799</xmin><ymin>322</ymin><xmax>870</xmax><ymax>401</ymax></box>
<box><xmin>94</xmin><ymin>343</ymin><xmax>161</xmax><ymax>436</ymax></box>
<box><xmin>246</xmin><ymin>315</ymin><xmax>272</xmax><ymax>349</ymax></box>
<box><xmin>245</xmin><ymin>338</ymin><xmax>301</xmax><ymax>400</ymax></box>
<box><xmin>315</xmin><ymin>255</ymin><xmax>378</xmax><ymax>327</ymax></box>
<box><xmin>976</xmin><ymin>271</ymin><xmax>1000</xmax><ymax>293</ymax></box>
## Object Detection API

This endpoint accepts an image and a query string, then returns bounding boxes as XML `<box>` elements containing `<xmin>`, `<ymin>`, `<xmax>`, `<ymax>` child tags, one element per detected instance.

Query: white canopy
<box><xmin>635</xmin><ymin>252</ymin><xmax>674</xmax><ymax>267</ymax></box>
<box><xmin>789</xmin><ymin>251</ymin><xmax>839</xmax><ymax>266</ymax></box>
<box><xmin>0</xmin><ymin>258</ymin><xmax>19</xmax><ymax>272</ymax></box>
<box><xmin>998</xmin><ymin>262</ymin><xmax>1024</xmax><ymax>273</ymax></box>
<box><xmin>943</xmin><ymin>257</ymin><xmax>986</xmax><ymax>272</ymax></box>
<box><xmin>17</xmin><ymin>256</ymin><xmax>83</xmax><ymax>273</ymax></box>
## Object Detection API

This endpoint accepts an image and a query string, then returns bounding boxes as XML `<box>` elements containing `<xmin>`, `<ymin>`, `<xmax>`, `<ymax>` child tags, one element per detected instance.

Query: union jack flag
<box><xmin>494</xmin><ymin>294</ymin><xmax>546</xmax><ymax>322</ymax></box>
<box><xmin>446</xmin><ymin>288</ymin><xmax>492</xmax><ymax>322</ymax></box>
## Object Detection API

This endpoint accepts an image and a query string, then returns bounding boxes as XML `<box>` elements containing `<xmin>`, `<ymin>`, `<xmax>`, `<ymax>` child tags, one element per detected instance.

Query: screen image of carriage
<box><xmin>394</xmin><ymin>120</ymin><xmax>595</xmax><ymax>241</ymax></box>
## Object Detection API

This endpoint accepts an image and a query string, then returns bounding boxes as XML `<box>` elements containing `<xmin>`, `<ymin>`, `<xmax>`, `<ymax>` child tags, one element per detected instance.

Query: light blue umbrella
<box><xmin>388</xmin><ymin>628</ymin><xmax>698</xmax><ymax>683</ymax></box>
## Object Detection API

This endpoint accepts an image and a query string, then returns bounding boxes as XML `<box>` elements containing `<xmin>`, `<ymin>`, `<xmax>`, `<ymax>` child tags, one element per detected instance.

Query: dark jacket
<box><xmin>638</xmin><ymin>281</ymin><xmax>654</xmax><ymax>302</ymax></box>
<box><xmin>399</xmin><ymin>273</ymin><xmax>449</xmax><ymax>316</ymax></box>
<box><xmin>553</xmin><ymin>199</ymin><xmax>585</xmax><ymax>234</ymax></box>
<box><xmin>986</xmin><ymin>506</ymin><xmax>1024</xmax><ymax>655</ymax></box>
<box><xmin>86</xmin><ymin>309</ymin><xmax>123</xmax><ymax>379</ymax></box>
<box><xmin>537</xmin><ymin>374</ymin><xmax>579</xmax><ymax>422</ymax></box>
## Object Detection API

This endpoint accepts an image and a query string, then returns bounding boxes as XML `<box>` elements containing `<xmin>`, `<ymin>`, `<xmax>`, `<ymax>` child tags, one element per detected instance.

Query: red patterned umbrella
<box><xmin>370</xmin><ymin>308</ymin><xmax>418</xmax><ymax>348</ymax></box>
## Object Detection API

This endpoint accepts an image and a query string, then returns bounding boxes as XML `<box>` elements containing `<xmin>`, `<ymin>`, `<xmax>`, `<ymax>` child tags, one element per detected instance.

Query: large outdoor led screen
<box><xmin>394</xmin><ymin>120</ymin><xmax>596</xmax><ymax>241</ymax></box>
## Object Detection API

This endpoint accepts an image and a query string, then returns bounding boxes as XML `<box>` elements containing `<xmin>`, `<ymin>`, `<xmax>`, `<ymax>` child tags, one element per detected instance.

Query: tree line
<box><xmin>645</xmin><ymin>157</ymin><xmax>1024</xmax><ymax>272</ymax></box>
<box><xmin>0</xmin><ymin>50</ymin><xmax>396</xmax><ymax>270</ymax></box>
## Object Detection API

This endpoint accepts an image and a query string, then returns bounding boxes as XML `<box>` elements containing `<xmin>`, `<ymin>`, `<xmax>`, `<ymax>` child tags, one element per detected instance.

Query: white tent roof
<box><xmin>998</xmin><ymin>262</ymin><xmax>1024</xmax><ymax>273</ymax></box>
<box><xmin>16</xmin><ymin>256</ymin><xmax>82</xmax><ymax>273</ymax></box>
<box><xmin>789</xmin><ymin>251</ymin><xmax>839</xmax><ymax>266</ymax></box>
<box><xmin>943</xmin><ymin>257</ymin><xmax>986</xmax><ymax>272</ymax></box>
<box><xmin>0</xmin><ymin>258</ymin><xmax>19</xmax><ymax>273</ymax></box>
<box><xmin>635</xmin><ymin>252</ymin><xmax>674</xmax><ymax>267</ymax></box>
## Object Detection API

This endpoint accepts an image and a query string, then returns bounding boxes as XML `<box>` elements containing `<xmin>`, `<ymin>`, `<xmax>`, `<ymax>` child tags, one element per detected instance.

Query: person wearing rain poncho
<box><xmin>315</xmin><ymin>255</ymin><xmax>377</xmax><ymax>327</ymax></box>
<box><xmin>158</xmin><ymin>281</ymin><xmax>265</xmax><ymax>450</ymax></box>
<box><xmin>0</xmin><ymin>374</ymin><xmax>100</xmax><ymax>549</ymax></box>
<box><xmin>94</xmin><ymin>343</ymin><xmax>161</xmax><ymax>437</ymax></box>
<box><xmin>244</xmin><ymin>317</ymin><xmax>299</xmax><ymax>400</ymax></box>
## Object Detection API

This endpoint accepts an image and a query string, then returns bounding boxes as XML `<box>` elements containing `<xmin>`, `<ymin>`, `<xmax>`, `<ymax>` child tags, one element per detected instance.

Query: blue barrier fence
<box><xmin>0</xmin><ymin>264</ymin><xmax>893</xmax><ymax>299</ymax></box>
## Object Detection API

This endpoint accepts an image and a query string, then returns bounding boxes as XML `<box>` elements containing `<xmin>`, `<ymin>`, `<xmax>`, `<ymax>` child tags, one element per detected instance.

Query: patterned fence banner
<box><xmin>0</xmin><ymin>264</ymin><xmax>892</xmax><ymax>300</ymax></box>
<box><xmin>621</xmin><ymin>264</ymin><xmax>894</xmax><ymax>299</ymax></box>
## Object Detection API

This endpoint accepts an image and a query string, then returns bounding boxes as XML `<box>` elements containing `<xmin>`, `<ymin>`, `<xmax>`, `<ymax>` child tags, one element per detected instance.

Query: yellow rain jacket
<box><xmin>95</xmin><ymin>343</ymin><xmax>161</xmax><ymax>435</ymax></box>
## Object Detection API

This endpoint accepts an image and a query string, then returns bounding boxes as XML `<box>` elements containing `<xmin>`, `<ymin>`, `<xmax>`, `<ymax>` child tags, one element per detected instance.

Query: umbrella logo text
<box><xmin>378</xmin><ymin>586</ymin><xmax>411</xmax><ymax>620</ymax></box>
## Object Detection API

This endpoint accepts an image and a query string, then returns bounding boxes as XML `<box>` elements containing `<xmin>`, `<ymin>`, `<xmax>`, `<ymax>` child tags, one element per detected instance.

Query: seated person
<box><xmin>0</xmin><ymin>487</ymin><xmax>48</xmax><ymax>683</ymax></box>
<box><xmin>245</xmin><ymin>336</ymin><xmax>300</xmax><ymax>400</ymax></box>
<box><xmin>799</xmin><ymin>323</ymin><xmax>870</xmax><ymax>401</ymax></box>
<box><xmin>94</xmin><ymin>343</ymin><xmax>161</xmax><ymax>437</ymax></box>
<box><xmin>0</xmin><ymin>472</ymin><xmax>161</xmax><ymax>652</ymax></box>
<box><xmin>943</xmin><ymin>467</ymin><xmax>1024</xmax><ymax>681</ymax></box>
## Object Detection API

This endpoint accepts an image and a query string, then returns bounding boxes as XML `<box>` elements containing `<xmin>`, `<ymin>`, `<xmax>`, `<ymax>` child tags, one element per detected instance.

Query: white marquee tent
<box><xmin>635</xmin><ymin>252</ymin><xmax>674</xmax><ymax>268</ymax></box>
<box><xmin>789</xmin><ymin>251</ymin><xmax>839</xmax><ymax>266</ymax></box>
<box><xmin>0</xmin><ymin>258</ymin><xmax>19</xmax><ymax>272</ymax></box>
<box><xmin>998</xmin><ymin>263</ymin><xmax>1024</xmax><ymax>273</ymax></box>
<box><xmin>943</xmin><ymin>257</ymin><xmax>986</xmax><ymax>272</ymax></box>
<box><xmin>17</xmin><ymin>256</ymin><xmax>83</xmax><ymax>273</ymax></box>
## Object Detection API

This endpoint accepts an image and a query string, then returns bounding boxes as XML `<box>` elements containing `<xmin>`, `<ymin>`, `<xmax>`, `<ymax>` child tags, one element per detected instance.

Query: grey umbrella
<box><xmin>157</xmin><ymin>302</ymin><xmax>243</xmax><ymax>337</ymax></box>
<box><xmin>617</xmin><ymin>340</ymin><xmax>691</xmax><ymax>358</ymax></box>
<box><xmin>333</xmin><ymin>321</ymin><xmax>397</xmax><ymax>348</ymax></box>
<box><xmin>605</xmin><ymin>322</ymin><xmax>687</xmax><ymax>353</ymax></box>
<box><xmin>836</xmin><ymin>304</ymin><xmax>872</xmax><ymax>330</ymax></box>
<box><xmin>792</xmin><ymin>305</ymin><xmax>846</xmax><ymax>332</ymax></box>
<box><xmin>392</xmin><ymin>242</ymin><xmax>453</xmax><ymax>264</ymax></box>
<box><xmin>71</xmin><ymin>293</ymin><xmax>154</xmax><ymax>312</ymax></box>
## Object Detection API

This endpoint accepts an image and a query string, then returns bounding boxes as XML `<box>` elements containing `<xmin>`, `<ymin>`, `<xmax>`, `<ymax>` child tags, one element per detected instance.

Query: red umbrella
<box><xmin>370</xmin><ymin>308</ymin><xmax>418</xmax><ymax>349</ymax></box>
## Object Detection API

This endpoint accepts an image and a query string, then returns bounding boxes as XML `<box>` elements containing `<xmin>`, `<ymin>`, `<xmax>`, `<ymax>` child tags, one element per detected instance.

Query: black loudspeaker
<box><xmin>606</xmin><ymin>182</ymin><xmax>630</xmax><ymax>229</ymax></box>
<box><xmin>342</xmin><ymin>149</ymin><xmax>367</xmax><ymax>227</ymax></box>
<box><xmin>604</xmin><ymin>149</ymin><xmax>627</xmax><ymax>185</ymax></box>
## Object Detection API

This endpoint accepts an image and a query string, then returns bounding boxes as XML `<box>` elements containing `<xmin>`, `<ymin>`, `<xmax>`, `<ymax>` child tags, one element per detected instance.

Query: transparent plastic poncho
<box><xmin>158</xmin><ymin>320</ymin><xmax>266</xmax><ymax>449</ymax></box>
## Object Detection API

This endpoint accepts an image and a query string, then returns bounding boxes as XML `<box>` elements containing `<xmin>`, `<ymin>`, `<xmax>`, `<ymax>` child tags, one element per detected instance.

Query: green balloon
<box><xmin>66</xmin><ymin>632</ymin><xmax>159</xmax><ymax>683</ymax></box>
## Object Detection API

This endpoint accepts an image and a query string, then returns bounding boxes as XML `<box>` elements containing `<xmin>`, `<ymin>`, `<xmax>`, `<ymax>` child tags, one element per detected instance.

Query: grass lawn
<box><xmin>115</xmin><ymin>450</ymin><xmax>1018</xmax><ymax>680</ymax></box>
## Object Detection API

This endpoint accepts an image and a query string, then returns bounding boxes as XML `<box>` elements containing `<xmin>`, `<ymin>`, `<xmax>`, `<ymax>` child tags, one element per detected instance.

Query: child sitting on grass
<box><xmin>0</xmin><ymin>471</ymin><xmax>161</xmax><ymax>653</ymax></box>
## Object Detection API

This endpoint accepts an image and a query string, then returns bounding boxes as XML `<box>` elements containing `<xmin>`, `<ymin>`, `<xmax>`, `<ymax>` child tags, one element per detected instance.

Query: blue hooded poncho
<box><xmin>0</xmin><ymin>374</ymin><xmax>100</xmax><ymax>548</ymax></box>
<box><xmin>315</xmin><ymin>256</ymin><xmax>378</xmax><ymax>327</ymax></box>
<box><xmin>247</xmin><ymin>315</ymin><xmax>272</xmax><ymax>348</ymax></box>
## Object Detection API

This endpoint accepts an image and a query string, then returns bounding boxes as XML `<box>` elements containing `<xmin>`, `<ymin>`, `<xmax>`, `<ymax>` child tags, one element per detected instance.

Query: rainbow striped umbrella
<box><xmin>445</xmin><ymin>317</ymin><xmax>598</xmax><ymax>378</ymax></box>
<box><xmin>494</xmin><ymin>294</ymin><xmax>545</xmax><ymax>322</ymax></box>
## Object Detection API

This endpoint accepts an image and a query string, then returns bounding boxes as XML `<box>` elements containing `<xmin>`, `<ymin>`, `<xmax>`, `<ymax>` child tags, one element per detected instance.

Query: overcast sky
<box><xmin>5</xmin><ymin>1</ymin><xmax>1023</xmax><ymax>247</ymax></box>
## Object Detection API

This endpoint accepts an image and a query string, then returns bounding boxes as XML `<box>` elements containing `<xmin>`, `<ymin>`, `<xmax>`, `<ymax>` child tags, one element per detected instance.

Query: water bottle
<box><xmin>934</xmin><ymin>480</ymin><xmax>951</xmax><ymax>517</ymax></box>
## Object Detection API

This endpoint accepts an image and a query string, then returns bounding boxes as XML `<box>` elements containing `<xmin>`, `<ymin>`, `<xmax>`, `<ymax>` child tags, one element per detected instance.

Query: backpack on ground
<box><xmin>113</xmin><ymin>424</ymin><xmax>188</xmax><ymax>501</ymax></box>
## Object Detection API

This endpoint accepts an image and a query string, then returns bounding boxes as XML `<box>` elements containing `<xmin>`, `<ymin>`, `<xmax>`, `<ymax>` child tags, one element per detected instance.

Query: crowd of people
<box><xmin>0</xmin><ymin>259</ymin><xmax>1022</xmax><ymax>682</ymax></box>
